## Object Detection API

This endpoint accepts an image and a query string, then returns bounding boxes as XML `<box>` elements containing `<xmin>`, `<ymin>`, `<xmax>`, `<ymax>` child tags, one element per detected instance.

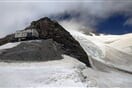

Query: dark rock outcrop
<box><xmin>0</xmin><ymin>39</ymin><xmax>63</xmax><ymax>62</ymax></box>
<box><xmin>0</xmin><ymin>17</ymin><xmax>91</xmax><ymax>67</ymax></box>
<box><xmin>0</xmin><ymin>34</ymin><xmax>14</xmax><ymax>46</ymax></box>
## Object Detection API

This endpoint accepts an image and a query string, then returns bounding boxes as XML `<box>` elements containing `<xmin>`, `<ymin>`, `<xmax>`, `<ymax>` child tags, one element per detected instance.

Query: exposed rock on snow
<box><xmin>0</xmin><ymin>17</ymin><xmax>90</xmax><ymax>66</ymax></box>
<box><xmin>28</xmin><ymin>17</ymin><xmax>90</xmax><ymax>66</ymax></box>
<box><xmin>0</xmin><ymin>39</ymin><xmax>63</xmax><ymax>62</ymax></box>
<box><xmin>0</xmin><ymin>34</ymin><xmax>14</xmax><ymax>46</ymax></box>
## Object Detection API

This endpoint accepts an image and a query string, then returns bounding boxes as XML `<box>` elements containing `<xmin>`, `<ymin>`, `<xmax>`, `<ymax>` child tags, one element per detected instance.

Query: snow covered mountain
<box><xmin>69</xmin><ymin>30</ymin><xmax>132</xmax><ymax>73</ymax></box>
<box><xmin>0</xmin><ymin>17</ymin><xmax>132</xmax><ymax>87</ymax></box>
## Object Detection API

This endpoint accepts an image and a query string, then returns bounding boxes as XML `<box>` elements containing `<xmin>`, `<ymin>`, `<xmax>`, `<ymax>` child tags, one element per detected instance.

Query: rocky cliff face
<box><xmin>0</xmin><ymin>34</ymin><xmax>14</xmax><ymax>46</ymax></box>
<box><xmin>0</xmin><ymin>17</ymin><xmax>91</xmax><ymax>67</ymax></box>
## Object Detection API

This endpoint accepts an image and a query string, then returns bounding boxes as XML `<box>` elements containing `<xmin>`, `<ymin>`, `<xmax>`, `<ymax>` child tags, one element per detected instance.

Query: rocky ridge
<box><xmin>0</xmin><ymin>17</ymin><xmax>90</xmax><ymax>67</ymax></box>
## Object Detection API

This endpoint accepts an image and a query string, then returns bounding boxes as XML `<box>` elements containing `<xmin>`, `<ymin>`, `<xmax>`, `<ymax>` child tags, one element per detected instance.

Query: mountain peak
<box><xmin>0</xmin><ymin>17</ymin><xmax>91</xmax><ymax>67</ymax></box>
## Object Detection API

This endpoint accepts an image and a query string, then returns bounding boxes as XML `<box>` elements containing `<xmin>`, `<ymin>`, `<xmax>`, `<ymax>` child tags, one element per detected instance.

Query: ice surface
<box><xmin>0</xmin><ymin>42</ymin><xmax>20</xmax><ymax>50</ymax></box>
<box><xmin>0</xmin><ymin>55</ymin><xmax>132</xmax><ymax>88</ymax></box>
<box><xmin>0</xmin><ymin>55</ymin><xmax>88</xmax><ymax>88</ymax></box>
<box><xmin>110</xmin><ymin>33</ymin><xmax>132</xmax><ymax>55</ymax></box>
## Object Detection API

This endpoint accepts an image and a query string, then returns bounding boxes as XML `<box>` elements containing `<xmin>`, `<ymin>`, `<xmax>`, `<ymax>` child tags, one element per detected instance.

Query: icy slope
<box><xmin>69</xmin><ymin>30</ymin><xmax>132</xmax><ymax>73</ymax></box>
<box><xmin>0</xmin><ymin>55</ymin><xmax>132</xmax><ymax>87</ymax></box>
<box><xmin>0</xmin><ymin>42</ymin><xmax>20</xmax><ymax>50</ymax></box>
<box><xmin>110</xmin><ymin>33</ymin><xmax>132</xmax><ymax>55</ymax></box>
<box><xmin>0</xmin><ymin>55</ymin><xmax>88</xmax><ymax>88</ymax></box>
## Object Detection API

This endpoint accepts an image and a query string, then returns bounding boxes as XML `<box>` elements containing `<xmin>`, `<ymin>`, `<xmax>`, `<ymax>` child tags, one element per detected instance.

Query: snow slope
<box><xmin>69</xmin><ymin>30</ymin><xmax>132</xmax><ymax>73</ymax></box>
<box><xmin>0</xmin><ymin>42</ymin><xmax>20</xmax><ymax>50</ymax></box>
<box><xmin>110</xmin><ymin>33</ymin><xmax>132</xmax><ymax>55</ymax></box>
<box><xmin>0</xmin><ymin>55</ymin><xmax>132</xmax><ymax>88</ymax></box>
<box><xmin>0</xmin><ymin>30</ymin><xmax>132</xmax><ymax>87</ymax></box>
<box><xmin>0</xmin><ymin>55</ymin><xmax>88</xmax><ymax>88</ymax></box>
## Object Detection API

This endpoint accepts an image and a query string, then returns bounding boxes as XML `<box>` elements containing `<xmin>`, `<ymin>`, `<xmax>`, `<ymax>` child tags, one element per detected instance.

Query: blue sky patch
<box><xmin>96</xmin><ymin>15</ymin><xmax>132</xmax><ymax>35</ymax></box>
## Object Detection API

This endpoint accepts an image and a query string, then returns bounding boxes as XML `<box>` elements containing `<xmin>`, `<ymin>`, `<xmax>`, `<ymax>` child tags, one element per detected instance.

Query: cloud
<box><xmin>0</xmin><ymin>2</ymin><xmax>74</xmax><ymax>37</ymax></box>
<box><xmin>0</xmin><ymin>0</ymin><xmax>132</xmax><ymax>37</ymax></box>
<box><xmin>124</xmin><ymin>18</ymin><xmax>132</xmax><ymax>26</ymax></box>
<box><xmin>59</xmin><ymin>19</ymin><xmax>94</xmax><ymax>34</ymax></box>
<box><xmin>54</xmin><ymin>0</ymin><xmax>132</xmax><ymax>27</ymax></box>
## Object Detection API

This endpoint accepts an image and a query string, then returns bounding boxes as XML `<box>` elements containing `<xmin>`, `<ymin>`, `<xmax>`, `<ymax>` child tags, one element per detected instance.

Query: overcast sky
<box><xmin>0</xmin><ymin>0</ymin><xmax>132</xmax><ymax>37</ymax></box>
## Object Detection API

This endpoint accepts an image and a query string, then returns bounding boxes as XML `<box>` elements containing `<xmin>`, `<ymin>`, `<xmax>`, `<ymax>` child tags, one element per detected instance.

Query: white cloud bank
<box><xmin>0</xmin><ymin>0</ymin><xmax>132</xmax><ymax>37</ymax></box>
